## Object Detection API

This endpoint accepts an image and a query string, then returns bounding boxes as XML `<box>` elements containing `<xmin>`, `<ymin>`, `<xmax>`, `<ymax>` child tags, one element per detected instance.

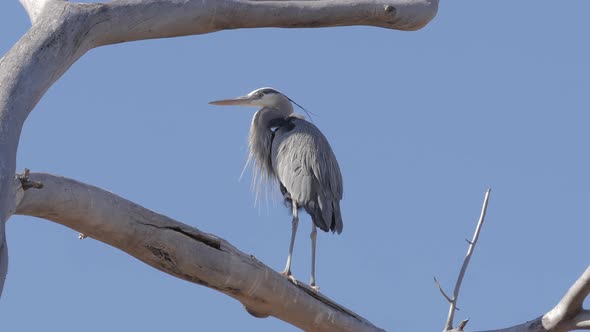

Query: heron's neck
<box><xmin>248</xmin><ymin>108</ymin><xmax>281</xmax><ymax>180</ymax></box>
<box><xmin>249</xmin><ymin>106</ymin><xmax>290</xmax><ymax>173</ymax></box>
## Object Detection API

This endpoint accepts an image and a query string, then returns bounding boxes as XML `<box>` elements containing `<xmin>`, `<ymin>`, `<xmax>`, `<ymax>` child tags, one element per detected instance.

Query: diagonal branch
<box><xmin>14</xmin><ymin>172</ymin><xmax>384</xmax><ymax>332</ymax></box>
<box><xmin>541</xmin><ymin>266</ymin><xmax>590</xmax><ymax>331</ymax></box>
<box><xmin>552</xmin><ymin>266</ymin><xmax>590</xmax><ymax>319</ymax></box>
<box><xmin>434</xmin><ymin>195</ymin><xmax>590</xmax><ymax>332</ymax></box>
<box><xmin>434</xmin><ymin>276</ymin><xmax>453</xmax><ymax>304</ymax></box>
<box><xmin>443</xmin><ymin>188</ymin><xmax>492</xmax><ymax>331</ymax></box>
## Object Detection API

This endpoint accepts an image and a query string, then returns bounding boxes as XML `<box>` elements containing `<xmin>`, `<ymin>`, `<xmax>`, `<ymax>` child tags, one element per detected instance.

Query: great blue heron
<box><xmin>210</xmin><ymin>87</ymin><xmax>343</xmax><ymax>290</ymax></box>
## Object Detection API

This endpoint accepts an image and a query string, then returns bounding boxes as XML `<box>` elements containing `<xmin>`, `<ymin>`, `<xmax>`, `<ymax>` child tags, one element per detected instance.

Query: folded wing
<box><xmin>272</xmin><ymin>118</ymin><xmax>343</xmax><ymax>234</ymax></box>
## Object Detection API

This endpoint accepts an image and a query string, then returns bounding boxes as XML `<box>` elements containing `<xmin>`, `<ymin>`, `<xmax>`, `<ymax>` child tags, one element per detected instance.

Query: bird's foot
<box><xmin>310</xmin><ymin>284</ymin><xmax>320</xmax><ymax>292</ymax></box>
<box><xmin>79</xmin><ymin>233</ymin><xmax>87</xmax><ymax>240</ymax></box>
<box><xmin>281</xmin><ymin>270</ymin><xmax>298</xmax><ymax>285</ymax></box>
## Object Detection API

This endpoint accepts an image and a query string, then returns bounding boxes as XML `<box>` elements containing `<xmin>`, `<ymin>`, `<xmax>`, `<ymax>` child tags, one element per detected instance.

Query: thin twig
<box><xmin>444</xmin><ymin>188</ymin><xmax>491</xmax><ymax>331</ymax></box>
<box><xmin>434</xmin><ymin>276</ymin><xmax>453</xmax><ymax>303</ymax></box>
<box><xmin>457</xmin><ymin>319</ymin><xmax>469</xmax><ymax>331</ymax></box>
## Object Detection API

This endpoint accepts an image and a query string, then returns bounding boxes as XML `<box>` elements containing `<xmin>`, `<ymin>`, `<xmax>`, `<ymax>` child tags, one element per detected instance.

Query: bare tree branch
<box><xmin>435</xmin><ymin>191</ymin><xmax>590</xmax><ymax>332</ymax></box>
<box><xmin>434</xmin><ymin>276</ymin><xmax>454</xmax><ymax>304</ymax></box>
<box><xmin>549</xmin><ymin>266</ymin><xmax>590</xmax><ymax>322</ymax></box>
<box><xmin>540</xmin><ymin>266</ymin><xmax>590</xmax><ymax>332</ymax></box>
<box><xmin>88</xmin><ymin>0</ymin><xmax>438</xmax><ymax>46</ymax></box>
<box><xmin>15</xmin><ymin>172</ymin><xmax>384</xmax><ymax>332</ymax></box>
<box><xmin>440</xmin><ymin>188</ymin><xmax>491</xmax><ymax>331</ymax></box>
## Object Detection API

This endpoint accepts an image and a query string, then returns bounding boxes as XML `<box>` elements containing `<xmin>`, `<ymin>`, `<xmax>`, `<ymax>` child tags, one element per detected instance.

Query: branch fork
<box><xmin>435</xmin><ymin>189</ymin><xmax>590</xmax><ymax>332</ymax></box>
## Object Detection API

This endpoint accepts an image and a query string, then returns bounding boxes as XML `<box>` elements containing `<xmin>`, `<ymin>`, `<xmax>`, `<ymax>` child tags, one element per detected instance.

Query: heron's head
<box><xmin>209</xmin><ymin>87</ymin><xmax>292</xmax><ymax>111</ymax></box>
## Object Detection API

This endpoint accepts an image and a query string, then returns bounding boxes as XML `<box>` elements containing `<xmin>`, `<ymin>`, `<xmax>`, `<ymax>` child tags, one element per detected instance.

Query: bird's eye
<box><xmin>256</xmin><ymin>92</ymin><xmax>264</xmax><ymax>98</ymax></box>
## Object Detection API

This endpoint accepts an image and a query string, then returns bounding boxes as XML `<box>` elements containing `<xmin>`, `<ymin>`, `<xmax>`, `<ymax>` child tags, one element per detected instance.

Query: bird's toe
<box><xmin>281</xmin><ymin>271</ymin><xmax>298</xmax><ymax>285</ymax></box>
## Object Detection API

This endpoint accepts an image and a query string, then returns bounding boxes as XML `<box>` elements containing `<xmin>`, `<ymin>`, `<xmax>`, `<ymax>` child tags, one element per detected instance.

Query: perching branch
<box><xmin>14</xmin><ymin>172</ymin><xmax>384</xmax><ymax>332</ymax></box>
<box><xmin>437</xmin><ymin>189</ymin><xmax>491</xmax><ymax>332</ymax></box>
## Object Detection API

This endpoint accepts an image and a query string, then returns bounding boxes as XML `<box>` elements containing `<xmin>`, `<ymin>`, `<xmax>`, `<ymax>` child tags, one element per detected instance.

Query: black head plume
<box><xmin>286</xmin><ymin>95</ymin><xmax>317</xmax><ymax>122</ymax></box>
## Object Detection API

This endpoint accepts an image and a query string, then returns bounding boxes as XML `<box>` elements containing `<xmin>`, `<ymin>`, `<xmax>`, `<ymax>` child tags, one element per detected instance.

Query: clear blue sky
<box><xmin>1</xmin><ymin>1</ymin><xmax>590</xmax><ymax>331</ymax></box>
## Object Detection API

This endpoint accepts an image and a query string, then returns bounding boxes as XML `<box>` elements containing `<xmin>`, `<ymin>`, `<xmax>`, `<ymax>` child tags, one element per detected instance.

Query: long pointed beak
<box><xmin>209</xmin><ymin>95</ymin><xmax>256</xmax><ymax>106</ymax></box>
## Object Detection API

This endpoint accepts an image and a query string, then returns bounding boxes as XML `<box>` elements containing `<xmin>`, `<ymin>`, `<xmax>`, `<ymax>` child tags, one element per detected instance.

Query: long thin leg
<box><xmin>282</xmin><ymin>201</ymin><xmax>298</xmax><ymax>278</ymax></box>
<box><xmin>310</xmin><ymin>224</ymin><xmax>319</xmax><ymax>291</ymax></box>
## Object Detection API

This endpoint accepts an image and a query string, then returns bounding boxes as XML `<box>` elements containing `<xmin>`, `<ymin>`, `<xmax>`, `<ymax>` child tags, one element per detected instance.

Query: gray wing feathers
<box><xmin>272</xmin><ymin>118</ymin><xmax>343</xmax><ymax>234</ymax></box>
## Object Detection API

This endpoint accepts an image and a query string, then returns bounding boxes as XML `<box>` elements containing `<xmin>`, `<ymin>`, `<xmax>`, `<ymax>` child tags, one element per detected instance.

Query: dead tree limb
<box><xmin>14</xmin><ymin>172</ymin><xmax>384</xmax><ymax>332</ymax></box>
<box><xmin>437</xmin><ymin>189</ymin><xmax>491</xmax><ymax>332</ymax></box>
<box><xmin>436</xmin><ymin>189</ymin><xmax>590</xmax><ymax>332</ymax></box>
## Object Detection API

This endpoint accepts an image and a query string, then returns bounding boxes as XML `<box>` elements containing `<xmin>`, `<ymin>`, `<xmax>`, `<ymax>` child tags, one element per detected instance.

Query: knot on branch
<box><xmin>17</xmin><ymin>168</ymin><xmax>43</xmax><ymax>190</ymax></box>
<box><xmin>244</xmin><ymin>305</ymin><xmax>270</xmax><ymax>318</ymax></box>
<box><xmin>384</xmin><ymin>5</ymin><xmax>396</xmax><ymax>15</ymax></box>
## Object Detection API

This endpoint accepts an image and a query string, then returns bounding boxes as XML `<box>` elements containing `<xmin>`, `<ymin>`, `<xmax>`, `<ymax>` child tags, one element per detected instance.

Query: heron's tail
<box><xmin>307</xmin><ymin>196</ymin><xmax>343</xmax><ymax>234</ymax></box>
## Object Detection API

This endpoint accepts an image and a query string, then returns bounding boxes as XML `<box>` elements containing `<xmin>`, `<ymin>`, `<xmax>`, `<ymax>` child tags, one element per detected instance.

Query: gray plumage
<box><xmin>271</xmin><ymin>118</ymin><xmax>343</xmax><ymax>233</ymax></box>
<box><xmin>210</xmin><ymin>87</ymin><xmax>343</xmax><ymax>290</ymax></box>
